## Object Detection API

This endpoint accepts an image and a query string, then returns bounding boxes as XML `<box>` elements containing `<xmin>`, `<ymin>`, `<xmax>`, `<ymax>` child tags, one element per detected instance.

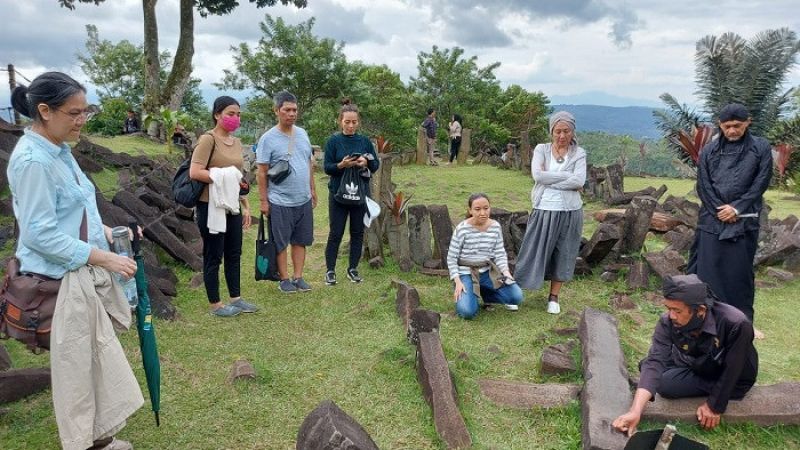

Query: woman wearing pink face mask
<box><xmin>189</xmin><ymin>96</ymin><xmax>257</xmax><ymax>317</ymax></box>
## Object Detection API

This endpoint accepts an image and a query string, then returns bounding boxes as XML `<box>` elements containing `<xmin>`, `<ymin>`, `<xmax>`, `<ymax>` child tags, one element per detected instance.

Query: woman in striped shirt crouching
<box><xmin>447</xmin><ymin>193</ymin><xmax>523</xmax><ymax>319</ymax></box>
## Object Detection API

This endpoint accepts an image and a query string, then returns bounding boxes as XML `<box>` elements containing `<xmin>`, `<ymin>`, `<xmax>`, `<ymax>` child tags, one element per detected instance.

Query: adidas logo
<box><xmin>342</xmin><ymin>181</ymin><xmax>361</xmax><ymax>200</ymax></box>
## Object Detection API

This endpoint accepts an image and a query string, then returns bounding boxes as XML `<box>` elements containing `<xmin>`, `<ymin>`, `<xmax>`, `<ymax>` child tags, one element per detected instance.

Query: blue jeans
<box><xmin>455</xmin><ymin>271</ymin><xmax>524</xmax><ymax>319</ymax></box>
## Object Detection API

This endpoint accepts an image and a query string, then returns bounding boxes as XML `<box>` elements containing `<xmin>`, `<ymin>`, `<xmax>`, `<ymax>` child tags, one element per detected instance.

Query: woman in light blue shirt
<box><xmin>8</xmin><ymin>72</ymin><xmax>139</xmax><ymax>450</ymax></box>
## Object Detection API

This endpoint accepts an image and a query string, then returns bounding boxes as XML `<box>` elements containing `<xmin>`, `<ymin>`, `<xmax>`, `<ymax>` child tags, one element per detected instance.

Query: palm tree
<box><xmin>655</xmin><ymin>28</ymin><xmax>800</xmax><ymax>166</ymax></box>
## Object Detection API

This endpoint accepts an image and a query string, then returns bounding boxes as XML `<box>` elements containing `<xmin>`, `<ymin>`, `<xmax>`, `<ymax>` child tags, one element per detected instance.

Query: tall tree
<box><xmin>77</xmin><ymin>25</ymin><xmax>206</xmax><ymax>119</ymax></box>
<box><xmin>60</xmin><ymin>0</ymin><xmax>307</xmax><ymax>134</ymax></box>
<box><xmin>218</xmin><ymin>15</ymin><xmax>353</xmax><ymax>118</ymax></box>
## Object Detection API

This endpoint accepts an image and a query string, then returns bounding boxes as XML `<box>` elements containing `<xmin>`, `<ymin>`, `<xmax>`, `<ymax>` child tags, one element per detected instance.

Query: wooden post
<box><xmin>458</xmin><ymin>128</ymin><xmax>471</xmax><ymax>165</ymax></box>
<box><xmin>7</xmin><ymin>64</ymin><xmax>20</xmax><ymax>125</ymax></box>
<box><xmin>416</xmin><ymin>127</ymin><xmax>427</xmax><ymax>165</ymax></box>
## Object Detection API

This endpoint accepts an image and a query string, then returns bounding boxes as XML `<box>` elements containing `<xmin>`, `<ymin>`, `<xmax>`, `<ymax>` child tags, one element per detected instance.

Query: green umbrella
<box><xmin>130</xmin><ymin>222</ymin><xmax>162</xmax><ymax>426</ymax></box>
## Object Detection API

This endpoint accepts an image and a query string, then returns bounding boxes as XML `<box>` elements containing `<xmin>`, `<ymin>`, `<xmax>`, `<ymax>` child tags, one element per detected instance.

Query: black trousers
<box><xmin>449</xmin><ymin>137</ymin><xmax>461</xmax><ymax>162</ymax></box>
<box><xmin>325</xmin><ymin>193</ymin><xmax>366</xmax><ymax>272</ymax></box>
<box><xmin>196</xmin><ymin>201</ymin><xmax>242</xmax><ymax>303</ymax></box>
<box><xmin>688</xmin><ymin>229</ymin><xmax>758</xmax><ymax>321</ymax></box>
<box><xmin>657</xmin><ymin>367</ymin><xmax>755</xmax><ymax>401</ymax></box>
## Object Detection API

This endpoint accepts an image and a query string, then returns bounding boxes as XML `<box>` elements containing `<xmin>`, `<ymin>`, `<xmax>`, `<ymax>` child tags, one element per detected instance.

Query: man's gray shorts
<box><xmin>270</xmin><ymin>200</ymin><xmax>314</xmax><ymax>252</ymax></box>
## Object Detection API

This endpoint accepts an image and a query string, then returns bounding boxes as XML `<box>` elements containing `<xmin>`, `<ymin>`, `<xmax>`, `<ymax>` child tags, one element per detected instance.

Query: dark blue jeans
<box><xmin>455</xmin><ymin>271</ymin><xmax>523</xmax><ymax>319</ymax></box>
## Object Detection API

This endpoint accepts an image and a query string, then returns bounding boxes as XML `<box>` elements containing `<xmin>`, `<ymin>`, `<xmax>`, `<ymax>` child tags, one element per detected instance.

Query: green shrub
<box><xmin>84</xmin><ymin>97</ymin><xmax>130</xmax><ymax>136</ymax></box>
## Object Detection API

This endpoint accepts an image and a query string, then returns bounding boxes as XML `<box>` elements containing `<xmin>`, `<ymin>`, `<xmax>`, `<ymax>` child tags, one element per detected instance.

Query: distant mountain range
<box><xmin>552</xmin><ymin>104</ymin><xmax>663</xmax><ymax>139</ymax></box>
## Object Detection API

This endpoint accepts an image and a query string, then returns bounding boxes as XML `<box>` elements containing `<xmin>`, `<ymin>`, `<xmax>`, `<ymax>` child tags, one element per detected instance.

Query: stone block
<box><xmin>626</xmin><ymin>260</ymin><xmax>650</xmax><ymax>290</ymax></box>
<box><xmin>574</xmin><ymin>257</ymin><xmax>593</xmax><ymax>277</ymax></box>
<box><xmin>580</xmin><ymin>223</ymin><xmax>621</xmax><ymax>265</ymax></box>
<box><xmin>148</xmin><ymin>282</ymin><xmax>178</xmax><ymax>320</ymax></box>
<box><xmin>0</xmin><ymin>345</ymin><xmax>10</xmax><ymax>371</ymax></box>
<box><xmin>428</xmin><ymin>205</ymin><xmax>454</xmax><ymax>268</ymax></box>
<box><xmin>644</xmin><ymin>250</ymin><xmax>686</xmax><ymax>279</ymax></box>
<box><xmin>766</xmin><ymin>267</ymin><xmax>795</xmax><ymax>282</ymax></box>
<box><xmin>600</xmin><ymin>271</ymin><xmax>618</xmax><ymax>282</ymax></box>
<box><xmin>579</xmin><ymin>308</ymin><xmax>631</xmax><ymax>450</ymax></box>
<box><xmin>620</xmin><ymin>195</ymin><xmax>658</xmax><ymax>255</ymax></box>
<box><xmin>0</xmin><ymin>367</ymin><xmax>51</xmax><ymax>405</ymax></box>
<box><xmin>368</xmin><ymin>256</ymin><xmax>384</xmax><ymax>269</ymax></box>
<box><xmin>393</xmin><ymin>280</ymin><xmax>420</xmax><ymax>328</ymax></box>
<box><xmin>416</xmin><ymin>332</ymin><xmax>472</xmax><ymax>449</ymax></box>
<box><xmin>296</xmin><ymin>399</ymin><xmax>379</xmax><ymax>450</ymax></box>
<box><xmin>408</xmin><ymin>205</ymin><xmax>433</xmax><ymax>267</ymax></box>
<box><xmin>541</xmin><ymin>344</ymin><xmax>577</xmax><ymax>375</ymax></box>
<box><xmin>610</xmin><ymin>292</ymin><xmax>636</xmax><ymax>310</ymax></box>
<box><xmin>407</xmin><ymin>309</ymin><xmax>440</xmax><ymax>345</ymax></box>
<box><xmin>649</xmin><ymin>212</ymin><xmax>684</xmax><ymax>233</ymax></box>
<box><xmin>755</xmin><ymin>229</ymin><xmax>800</xmax><ymax>266</ymax></box>
<box><xmin>643</xmin><ymin>382</ymin><xmax>800</xmax><ymax>426</ymax></box>
<box><xmin>420</xmin><ymin>268</ymin><xmax>450</xmax><ymax>277</ymax></box>
<box><xmin>491</xmin><ymin>208</ymin><xmax>514</xmax><ymax>256</ymax></box>
<box><xmin>423</xmin><ymin>259</ymin><xmax>443</xmax><ymax>269</ymax></box>
<box><xmin>227</xmin><ymin>359</ymin><xmax>256</xmax><ymax>383</ymax></box>
<box><xmin>479</xmin><ymin>379</ymin><xmax>580</xmax><ymax>409</ymax></box>
<box><xmin>509</xmin><ymin>211</ymin><xmax>529</xmax><ymax>255</ymax></box>
<box><xmin>664</xmin><ymin>225</ymin><xmax>695</xmax><ymax>253</ymax></box>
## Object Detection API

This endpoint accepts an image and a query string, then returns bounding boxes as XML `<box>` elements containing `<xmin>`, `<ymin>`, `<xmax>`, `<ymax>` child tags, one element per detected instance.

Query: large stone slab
<box><xmin>643</xmin><ymin>382</ymin><xmax>800</xmax><ymax>426</ymax></box>
<box><xmin>661</xmin><ymin>195</ymin><xmax>700</xmax><ymax>229</ymax></box>
<box><xmin>407</xmin><ymin>309</ymin><xmax>440</xmax><ymax>346</ymax></box>
<box><xmin>428</xmin><ymin>205</ymin><xmax>454</xmax><ymax>269</ymax></box>
<box><xmin>0</xmin><ymin>367</ymin><xmax>51</xmax><ymax>405</ymax></box>
<box><xmin>296</xmin><ymin>399</ymin><xmax>379</xmax><ymax>450</ymax></box>
<box><xmin>620</xmin><ymin>195</ymin><xmax>658</xmax><ymax>255</ymax></box>
<box><xmin>580</xmin><ymin>223</ymin><xmax>621</xmax><ymax>265</ymax></box>
<box><xmin>644</xmin><ymin>250</ymin><xmax>685</xmax><ymax>279</ymax></box>
<box><xmin>579</xmin><ymin>308</ymin><xmax>631</xmax><ymax>450</ymax></box>
<box><xmin>416</xmin><ymin>332</ymin><xmax>472</xmax><ymax>449</ymax></box>
<box><xmin>407</xmin><ymin>205</ymin><xmax>433</xmax><ymax>267</ymax></box>
<box><xmin>478</xmin><ymin>379</ymin><xmax>580</xmax><ymax>409</ymax></box>
<box><xmin>392</xmin><ymin>280</ymin><xmax>420</xmax><ymax>329</ymax></box>
<box><xmin>663</xmin><ymin>225</ymin><xmax>695</xmax><ymax>253</ymax></box>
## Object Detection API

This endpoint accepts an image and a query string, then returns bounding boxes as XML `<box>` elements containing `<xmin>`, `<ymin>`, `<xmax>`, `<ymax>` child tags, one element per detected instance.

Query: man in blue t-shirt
<box><xmin>256</xmin><ymin>91</ymin><xmax>317</xmax><ymax>293</ymax></box>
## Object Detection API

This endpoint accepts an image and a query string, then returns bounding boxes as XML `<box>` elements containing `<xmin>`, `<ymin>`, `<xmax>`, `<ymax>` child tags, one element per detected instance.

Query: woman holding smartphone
<box><xmin>322</xmin><ymin>99</ymin><xmax>379</xmax><ymax>285</ymax></box>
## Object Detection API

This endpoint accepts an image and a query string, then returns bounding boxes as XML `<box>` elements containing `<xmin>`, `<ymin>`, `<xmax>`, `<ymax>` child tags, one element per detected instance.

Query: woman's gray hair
<box><xmin>549</xmin><ymin>110</ymin><xmax>577</xmax><ymax>145</ymax></box>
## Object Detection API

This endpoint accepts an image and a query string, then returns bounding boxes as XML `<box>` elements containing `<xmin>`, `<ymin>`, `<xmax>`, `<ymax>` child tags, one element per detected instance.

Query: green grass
<box><xmin>90</xmin><ymin>134</ymin><xmax>176</xmax><ymax>158</ymax></box>
<box><xmin>2</xmin><ymin>155</ymin><xmax>799</xmax><ymax>449</ymax></box>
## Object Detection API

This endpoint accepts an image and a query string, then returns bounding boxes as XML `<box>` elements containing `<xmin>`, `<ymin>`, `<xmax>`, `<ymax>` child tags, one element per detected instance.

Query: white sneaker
<box><xmin>504</xmin><ymin>304</ymin><xmax>519</xmax><ymax>311</ymax></box>
<box><xmin>546</xmin><ymin>301</ymin><xmax>561</xmax><ymax>314</ymax></box>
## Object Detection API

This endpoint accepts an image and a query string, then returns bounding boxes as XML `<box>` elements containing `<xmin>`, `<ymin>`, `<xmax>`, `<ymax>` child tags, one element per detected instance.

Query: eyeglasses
<box><xmin>54</xmin><ymin>107</ymin><xmax>96</xmax><ymax>123</ymax></box>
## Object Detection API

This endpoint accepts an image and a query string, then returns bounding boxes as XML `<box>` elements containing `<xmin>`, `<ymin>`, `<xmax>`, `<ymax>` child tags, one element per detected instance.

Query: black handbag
<box><xmin>173</xmin><ymin>133</ymin><xmax>215</xmax><ymax>208</ymax></box>
<box><xmin>254</xmin><ymin>214</ymin><xmax>280</xmax><ymax>281</ymax></box>
<box><xmin>334</xmin><ymin>166</ymin><xmax>367</xmax><ymax>206</ymax></box>
<box><xmin>267</xmin><ymin>130</ymin><xmax>294</xmax><ymax>185</ymax></box>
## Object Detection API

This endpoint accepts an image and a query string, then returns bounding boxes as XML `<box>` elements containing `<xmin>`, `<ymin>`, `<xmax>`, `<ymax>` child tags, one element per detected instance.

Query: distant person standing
<box><xmin>447</xmin><ymin>114</ymin><xmax>462</xmax><ymax>165</ymax></box>
<box><xmin>123</xmin><ymin>109</ymin><xmax>139</xmax><ymax>134</ymax></box>
<box><xmin>256</xmin><ymin>91</ymin><xmax>318</xmax><ymax>293</ymax></box>
<box><xmin>422</xmin><ymin>107</ymin><xmax>438</xmax><ymax>165</ymax></box>
<box><xmin>687</xmin><ymin>103</ymin><xmax>772</xmax><ymax>338</ymax></box>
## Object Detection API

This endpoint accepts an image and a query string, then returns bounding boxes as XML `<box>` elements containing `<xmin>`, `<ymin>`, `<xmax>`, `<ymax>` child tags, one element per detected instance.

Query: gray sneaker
<box><xmin>100</xmin><ymin>438</ymin><xmax>133</xmax><ymax>450</ymax></box>
<box><xmin>230</xmin><ymin>298</ymin><xmax>259</xmax><ymax>313</ymax></box>
<box><xmin>211</xmin><ymin>304</ymin><xmax>242</xmax><ymax>317</ymax></box>
<box><xmin>279</xmin><ymin>279</ymin><xmax>298</xmax><ymax>293</ymax></box>
<box><xmin>293</xmin><ymin>277</ymin><xmax>312</xmax><ymax>292</ymax></box>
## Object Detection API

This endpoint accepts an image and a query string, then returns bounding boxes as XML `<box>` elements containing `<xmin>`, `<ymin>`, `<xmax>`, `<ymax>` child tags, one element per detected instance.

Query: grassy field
<box><xmin>2</xmin><ymin>144</ymin><xmax>799</xmax><ymax>449</ymax></box>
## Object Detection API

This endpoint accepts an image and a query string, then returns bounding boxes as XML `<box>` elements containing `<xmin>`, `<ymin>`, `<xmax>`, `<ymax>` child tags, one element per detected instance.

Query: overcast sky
<box><xmin>2</xmin><ymin>0</ymin><xmax>799</xmax><ymax>117</ymax></box>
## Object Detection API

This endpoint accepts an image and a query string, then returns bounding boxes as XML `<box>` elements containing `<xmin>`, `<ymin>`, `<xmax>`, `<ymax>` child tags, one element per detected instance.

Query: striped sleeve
<box><xmin>447</xmin><ymin>221</ymin><xmax>468</xmax><ymax>280</ymax></box>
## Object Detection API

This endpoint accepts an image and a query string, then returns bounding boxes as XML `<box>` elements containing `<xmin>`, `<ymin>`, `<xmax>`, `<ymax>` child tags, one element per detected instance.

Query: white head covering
<box><xmin>549</xmin><ymin>111</ymin><xmax>578</xmax><ymax>145</ymax></box>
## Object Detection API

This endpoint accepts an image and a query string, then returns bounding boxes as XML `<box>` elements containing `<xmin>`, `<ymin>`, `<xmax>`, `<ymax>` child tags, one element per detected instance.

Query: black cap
<box><xmin>718</xmin><ymin>103</ymin><xmax>750</xmax><ymax>122</ymax></box>
<box><xmin>662</xmin><ymin>274</ymin><xmax>712</xmax><ymax>306</ymax></box>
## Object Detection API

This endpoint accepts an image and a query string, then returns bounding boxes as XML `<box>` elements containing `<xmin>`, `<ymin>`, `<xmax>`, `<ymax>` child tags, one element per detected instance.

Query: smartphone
<box><xmin>348</xmin><ymin>153</ymin><xmax>363</xmax><ymax>159</ymax></box>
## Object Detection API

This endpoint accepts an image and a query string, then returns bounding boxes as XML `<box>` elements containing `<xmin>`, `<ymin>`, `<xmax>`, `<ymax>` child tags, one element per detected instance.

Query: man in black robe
<box><xmin>687</xmin><ymin>103</ymin><xmax>772</xmax><ymax>330</ymax></box>
<box><xmin>612</xmin><ymin>274</ymin><xmax>758</xmax><ymax>435</ymax></box>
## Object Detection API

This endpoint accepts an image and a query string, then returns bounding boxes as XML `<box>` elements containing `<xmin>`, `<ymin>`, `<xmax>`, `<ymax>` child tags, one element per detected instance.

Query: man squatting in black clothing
<box><xmin>613</xmin><ymin>274</ymin><xmax>758</xmax><ymax>435</ymax></box>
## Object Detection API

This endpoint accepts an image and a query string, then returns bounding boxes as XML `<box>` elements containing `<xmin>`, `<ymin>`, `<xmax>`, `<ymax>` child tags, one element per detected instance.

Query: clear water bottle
<box><xmin>111</xmin><ymin>226</ymin><xmax>139</xmax><ymax>309</ymax></box>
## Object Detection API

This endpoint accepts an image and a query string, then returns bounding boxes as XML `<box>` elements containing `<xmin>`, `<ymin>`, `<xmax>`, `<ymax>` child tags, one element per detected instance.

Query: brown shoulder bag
<box><xmin>0</xmin><ymin>214</ymin><xmax>87</xmax><ymax>353</ymax></box>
